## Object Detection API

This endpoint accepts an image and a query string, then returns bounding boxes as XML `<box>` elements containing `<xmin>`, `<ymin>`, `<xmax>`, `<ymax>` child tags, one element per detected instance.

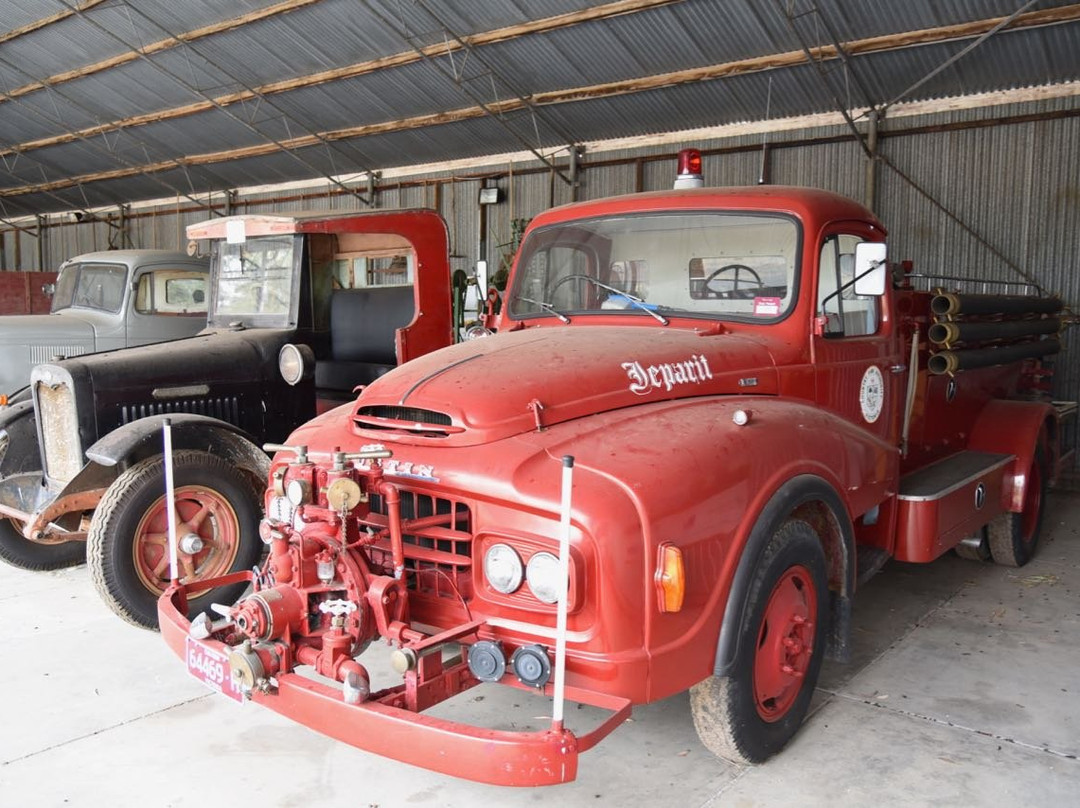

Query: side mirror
<box><xmin>853</xmin><ymin>242</ymin><xmax>887</xmax><ymax>296</ymax></box>
<box><xmin>41</xmin><ymin>282</ymin><xmax>56</xmax><ymax>297</ymax></box>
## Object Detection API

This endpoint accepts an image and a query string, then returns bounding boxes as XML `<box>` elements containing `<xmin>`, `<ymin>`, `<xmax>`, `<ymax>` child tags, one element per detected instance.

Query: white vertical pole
<box><xmin>552</xmin><ymin>455</ymin><xmax>574</xmax><ymax>727</ymax></box>
<box><xmin>163</xmin><ymin>418</ymin><xmax>179</xmax><ymax>584</ymax></box>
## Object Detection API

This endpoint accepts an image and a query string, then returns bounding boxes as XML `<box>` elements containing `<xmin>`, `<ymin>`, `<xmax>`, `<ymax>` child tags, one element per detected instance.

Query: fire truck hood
<box><xmin>354</xmin><ymin>325</ymin><xmax>778</xmax><ymax>445</ymax></box>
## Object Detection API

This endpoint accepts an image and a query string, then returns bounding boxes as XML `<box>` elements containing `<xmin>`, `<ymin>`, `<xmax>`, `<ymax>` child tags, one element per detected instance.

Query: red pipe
<box><xmin>379</xmin><ymin>481</ymin><xmax>405</xmax><ymax>579</ymax></box>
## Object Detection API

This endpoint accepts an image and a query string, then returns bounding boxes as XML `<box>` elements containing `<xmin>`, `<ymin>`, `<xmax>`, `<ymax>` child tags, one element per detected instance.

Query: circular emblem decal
<box><xmin>860</xmin><ymin>365</ymin><xmax>884</xmax><ymax>424</ymax></box>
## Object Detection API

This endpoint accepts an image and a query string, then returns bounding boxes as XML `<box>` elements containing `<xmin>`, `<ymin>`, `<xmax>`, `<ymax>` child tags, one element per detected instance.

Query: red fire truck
<box><xmin>160</xmin><ymin>151</ymin><xmax>1070</xmax><ymax>785</ymax></box>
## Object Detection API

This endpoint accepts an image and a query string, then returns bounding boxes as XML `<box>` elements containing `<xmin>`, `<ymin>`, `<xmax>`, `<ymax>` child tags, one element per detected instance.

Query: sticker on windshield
<box><xmin>623</xmin><ymin>354</ymin><xmax>713</xmax><ymax>395</ymax></box>
<box><xmin>753</xmin><ymin>297</ymin><xmax>782</xmax><ymax>316</ymax></box>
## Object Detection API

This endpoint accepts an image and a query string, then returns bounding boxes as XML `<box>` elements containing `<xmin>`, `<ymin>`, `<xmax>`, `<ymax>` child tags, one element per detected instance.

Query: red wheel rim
<box><xmin>132</xmin><ymin>486</ymin><xmax>241</xmax><ymax>597</ymax></box>
<box><xmin>1019</xmin><ymin>460</ymin><xmax>1042</xmax><ymax>544</ymax></box>
<box><xmin>753</xmin><ymin>565</ymin><xmax>818</xmax><ymax>722</ymax></box>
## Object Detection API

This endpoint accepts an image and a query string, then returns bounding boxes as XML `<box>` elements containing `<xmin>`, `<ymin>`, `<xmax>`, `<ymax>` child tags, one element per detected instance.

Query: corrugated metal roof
<box><xmin>1</xmin><ymin>0</ymin><xmax>1079</xmax><ymax>215</ymax></box>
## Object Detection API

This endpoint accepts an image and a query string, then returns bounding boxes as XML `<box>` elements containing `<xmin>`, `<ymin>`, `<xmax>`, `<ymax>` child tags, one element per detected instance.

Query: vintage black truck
<box><xmin>0</xmin><ymin>209</ymin><xmax>453</xmax><ymax>628</ymax></box>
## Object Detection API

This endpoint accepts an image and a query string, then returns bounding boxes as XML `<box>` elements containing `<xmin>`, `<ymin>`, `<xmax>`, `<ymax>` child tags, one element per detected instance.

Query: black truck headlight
<box><xmin>483</xmin><ymin>543</ymin><xmax>523</xmax><ymax>594</ymax></box>
<box><xmin>278</xmin><ymin>343</ymin><xmax>314</xmax><ymax>386</ymax></box>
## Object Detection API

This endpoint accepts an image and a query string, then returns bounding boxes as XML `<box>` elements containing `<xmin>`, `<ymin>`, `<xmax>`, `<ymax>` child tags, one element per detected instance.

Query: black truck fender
<box><xmin>712</xmin><ymin>474</ymin><xmax>856</xmax><ymax>677</ymax></box>
<box><xmin>85</xmin><ymin>413</ymin><xmax>272</xmax><ymax>487</ymax></box>
<box><xmin>0</xmin><ymin>399</ymin><xmax>40</xmax><ymax>477</ymax></box>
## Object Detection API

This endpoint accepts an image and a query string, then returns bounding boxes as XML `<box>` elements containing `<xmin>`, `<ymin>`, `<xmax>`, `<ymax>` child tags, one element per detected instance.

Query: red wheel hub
<box><xmin>753</xmin><ymin>565</ymin><xmax>817</xmax><ymax>722</ymax></box>
<box><xmin>132</xmin><ymin>486</ymin><xmax>241</xmax><ymax>597</ymax></box>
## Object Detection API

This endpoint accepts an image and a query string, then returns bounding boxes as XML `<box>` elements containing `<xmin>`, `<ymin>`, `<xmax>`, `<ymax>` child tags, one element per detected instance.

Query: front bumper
<box><xmin>158</xmin><ymin>574</ymin><xmax>632</xmax><ymax>787</ymax></box>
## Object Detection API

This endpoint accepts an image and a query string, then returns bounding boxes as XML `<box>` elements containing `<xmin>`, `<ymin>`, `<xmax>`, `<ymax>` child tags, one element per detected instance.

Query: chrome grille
<box><xmin>36</xmin><ymin>381</ymin><xmax>82</xmax><ymax>483</ymax></box>
<box><xmin>368</xmin><ymin>489</ymin><xmax>473</xmax><ymax>600</ymax></box>
<box><xmin>119</xmin><ymin>397</ymin><xmax>240</xmax><ymax>425</ymax></box>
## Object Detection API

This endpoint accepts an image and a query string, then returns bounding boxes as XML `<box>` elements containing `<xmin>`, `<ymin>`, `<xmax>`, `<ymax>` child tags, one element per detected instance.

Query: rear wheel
<box><xmin>87</xmin><ymin>450</ymin><xmax>263</xmax><ymax>629</ymax></box>
<box><xmin>690</xmin><ymin>519</ymin><xmax>828</xmax><ymax>764</ymax></box>
<box><xmin>988</xmin><ymin>450</ymin><xmax>1047</xmax><ymax>568</ymax></box>
<box><xmin>0</xmin><ymin>517</ymin><xmax>85</xmax><ymax>570</ymax></box>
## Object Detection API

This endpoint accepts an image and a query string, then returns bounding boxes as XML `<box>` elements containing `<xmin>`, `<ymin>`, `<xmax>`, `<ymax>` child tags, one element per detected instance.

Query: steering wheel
<box><xmin>703</xmin><ymin>264</ymin><xmax>763</xmax><ymax>298</ymax></box>
<box><xmin>549</xmin><ymin>273</ymin><xmax>607</xmax><ymax>301</ymax></box>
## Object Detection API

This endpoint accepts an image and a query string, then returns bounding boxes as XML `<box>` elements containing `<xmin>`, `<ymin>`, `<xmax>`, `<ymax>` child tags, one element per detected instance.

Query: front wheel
<box><xmin>690</xmin><ymin>519</ymin><xmax>828</xmax><ymax>764</ymax></box>
<box><xmin>87</xmin><ymin>450</ymin><xmax>263</xmax><ymax>630</ymax></box>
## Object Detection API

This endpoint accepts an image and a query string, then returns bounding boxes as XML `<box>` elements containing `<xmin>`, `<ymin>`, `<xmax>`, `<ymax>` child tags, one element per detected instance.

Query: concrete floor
<box><xmin>1</xmin><ymin>494</ymin><xmax>1078</xmax><ymax>808</ymax></box>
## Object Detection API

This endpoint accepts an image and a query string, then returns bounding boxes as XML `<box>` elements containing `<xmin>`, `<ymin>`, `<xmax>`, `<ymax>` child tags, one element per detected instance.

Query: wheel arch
<box><xmin>712</xmin><ymin>474</ymin><xmax>855</xmax><ymax>677</ymax></box>
<box><xmin>85</xmin><ymin>414</ymin><xmax>271</xmax><ymax>491</ymax></box>
<box><xmin>969</xmin><ymin>399</ymin><xmax>1056</xmax><ymax>510</ymax></box>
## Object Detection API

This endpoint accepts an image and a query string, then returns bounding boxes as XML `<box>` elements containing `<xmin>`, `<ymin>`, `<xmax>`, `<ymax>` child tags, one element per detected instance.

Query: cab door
<box><xmin>811</xmin><ymin>228</ymin><xmax>903</xmax><ymax>447</ymax></box>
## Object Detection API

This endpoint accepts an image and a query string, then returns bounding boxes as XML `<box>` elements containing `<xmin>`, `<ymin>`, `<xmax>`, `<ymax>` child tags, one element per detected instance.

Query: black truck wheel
<box><xmin>690</xmin><ymin>519</ymin><xmax>828</xmax><ymax>764</ymax></box>
<box><xmin>988</xmin><ymin>450</ymin><xmax>1048</xmax><ymax>568</ymax></box>
<box><xmin>0</xmin><ymin>517</ymin><xmax>86</xmax><ymax>570</ymax></box>
<box><xmin>87</xmin><ymin>450</ymin><xmax>263</xmax><ymax>630</ymax></box>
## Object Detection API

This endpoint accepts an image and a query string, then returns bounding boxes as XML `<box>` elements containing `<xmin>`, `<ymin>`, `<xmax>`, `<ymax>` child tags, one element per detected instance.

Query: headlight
<box><xmin>278</xmin><ymin>343</ymin><xmax>313</xmax><ymax>386</ymax></box>
<box><xmin>526</xmin><ymin>551</ymin><xmax>562</xmax><ymax>604</ymax></box>
<box><xmin>483</xmin><ymin>543</ymin><xmax>523</xmax><ymax>594</ymax></box>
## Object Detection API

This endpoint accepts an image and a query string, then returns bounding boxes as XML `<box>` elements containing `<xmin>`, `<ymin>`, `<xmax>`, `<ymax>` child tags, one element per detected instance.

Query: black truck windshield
<box><xmin>211</xmin><ymin>235</ymin><xmax>300</xmax><ymax>326</ymax></box>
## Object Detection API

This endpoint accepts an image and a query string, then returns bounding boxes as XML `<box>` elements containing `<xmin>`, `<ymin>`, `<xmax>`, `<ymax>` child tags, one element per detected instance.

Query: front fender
<box><xmin>85</xmin><ymin>414</ymin><xmax>271</xmax><ymax>483</ymax></box>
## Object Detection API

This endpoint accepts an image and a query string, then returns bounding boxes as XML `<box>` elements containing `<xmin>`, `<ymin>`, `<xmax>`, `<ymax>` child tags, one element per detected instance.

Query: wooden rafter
<box><xmin>1</xmin><ymin>0</ymin><xmax>683</xmax><ymax>158</ymax></box>
<box><xmin>0</xmin><ymin>0</ymin><xmax>107</xmax><ymax>46</ymax></box>
<box><xmin>3</xmin><ymin>2</ymin><xmax>1080</xmax><ymax>199</ymax></box>
<box><xmin>0</xmin><ymin>0</ymin><xmax>322</xmax><ymax>102</ymax></box>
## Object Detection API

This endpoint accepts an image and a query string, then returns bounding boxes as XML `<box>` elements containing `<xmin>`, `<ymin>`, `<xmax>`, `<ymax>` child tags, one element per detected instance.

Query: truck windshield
<box><xmin>508</xmin><ymin>212</ymin><xmax>800</xmax><ymax>323</ymax></box>
<box><xmin>50</xmin><ymin>262</ymin><xmax>128</xmax><ymax>314</ymax></box>
<box><xmin>211</xmin><ymin>235</ymin><xmax>300</xmax><ymax>326</ymax></box>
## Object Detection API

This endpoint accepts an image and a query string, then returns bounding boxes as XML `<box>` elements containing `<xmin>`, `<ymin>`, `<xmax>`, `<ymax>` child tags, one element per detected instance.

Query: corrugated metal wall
<box><xmin>4</xmin><ymin>96</ymin><xmax>1078</xmax><ymax>415</ymax></box>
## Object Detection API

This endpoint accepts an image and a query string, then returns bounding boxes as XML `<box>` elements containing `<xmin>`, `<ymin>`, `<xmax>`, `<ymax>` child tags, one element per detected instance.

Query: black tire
<box><xmin>0</xmin><ymin>516</ymin><xmax>85</xmax><ymax>571</ymax></box>
<box><xmin>87</xmin><ymin>450</ymin><xmax>263</xmax><ymax>630</ymax></box>
<box><xmin>690</xmin><ymin>519</ymin><xmax>828</xmax><ymax>764</ymax></box>
<box><xmin>988</xmin><ymin>449</ymin><xmax>1048</xmax><ymax>568</ymax></box>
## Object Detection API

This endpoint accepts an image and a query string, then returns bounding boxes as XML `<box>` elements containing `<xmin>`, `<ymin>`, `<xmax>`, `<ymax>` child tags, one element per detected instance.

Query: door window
<box><xmin>818</xmin><ymin>234</ymin><xmax>879</xmax><ymax>337</ymax></box>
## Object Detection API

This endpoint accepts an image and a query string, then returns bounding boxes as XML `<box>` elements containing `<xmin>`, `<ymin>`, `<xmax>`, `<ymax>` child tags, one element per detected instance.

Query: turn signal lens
<box><xmin>654</xmin><ymin>543</ymin><xmax>685</xmax><ymax>613</ymax></box>
<box><xmin>0</xmin><ymin>394</ymin><xmax>7</xmax><ymax>407</ymax></box>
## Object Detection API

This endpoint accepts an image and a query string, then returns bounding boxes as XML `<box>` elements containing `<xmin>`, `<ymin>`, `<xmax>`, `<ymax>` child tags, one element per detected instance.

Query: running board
<box><xmin>894</xmin><ymin>451</ymin><xmax>1013</xmax><ymax>563</ymax></box>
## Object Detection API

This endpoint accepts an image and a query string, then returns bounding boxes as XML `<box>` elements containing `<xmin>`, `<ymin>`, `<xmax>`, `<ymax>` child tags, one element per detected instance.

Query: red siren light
<box><xmin>674</xmin><ymin>148</ymin><xmax>704</xmax><ymax>189</ymax></box>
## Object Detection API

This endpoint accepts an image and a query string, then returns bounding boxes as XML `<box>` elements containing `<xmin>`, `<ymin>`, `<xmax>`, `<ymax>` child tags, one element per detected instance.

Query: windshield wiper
<box><xmin>517</xmin><ymin>295</ymin><xmax>571</xmax><ymax>324</ymax></box>
<box><xmin>582</xmin><ymin>277</ymin><xmax>670</xmax><ymax>325</ymax></box>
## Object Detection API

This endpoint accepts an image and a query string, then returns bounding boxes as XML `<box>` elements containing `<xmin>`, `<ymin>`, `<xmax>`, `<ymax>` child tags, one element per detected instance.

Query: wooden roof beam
<box><xmin>0</xmin><ymin>0</ymin><xmax>322</xmax><ymax>103</ymax></box>
<box><xmin>0</xmin><ymin>0</ymin><xmax>107</xmax><ymax>46</ymax></box>
<box><xmin>1</xmin><ymin>0</ymin><xmax>683</xmax><ymax>157</ymax></box>
<box><xmin>3</xmin><ymin>3</ymin><xmax>1080</xmax><ymax>199</ymax></box>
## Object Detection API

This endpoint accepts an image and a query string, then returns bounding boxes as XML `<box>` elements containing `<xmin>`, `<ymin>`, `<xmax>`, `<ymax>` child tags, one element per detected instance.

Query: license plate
<box><xmin>185</xmin><ymin>636</ymin><xmax>244</xmax><ymax>703</ymax></box>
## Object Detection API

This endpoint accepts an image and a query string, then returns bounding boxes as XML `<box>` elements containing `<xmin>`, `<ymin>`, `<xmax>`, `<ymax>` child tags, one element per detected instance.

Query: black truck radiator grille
<box><xmin>368</xmin><ymin>488</ymin><xmax>473</xmax><ymax>601</ymax></box>
<box><xmin>119</xmin><ymin>396</ymin><xmax>241</xmax><ymax>426</ymax></box>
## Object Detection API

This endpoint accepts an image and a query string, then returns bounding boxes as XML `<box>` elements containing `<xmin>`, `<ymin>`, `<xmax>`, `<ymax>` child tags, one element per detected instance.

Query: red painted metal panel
<box><xmin>0</xmin><ymin>271</ymin><xmax>56</xmax><ymax>314</ymax></box>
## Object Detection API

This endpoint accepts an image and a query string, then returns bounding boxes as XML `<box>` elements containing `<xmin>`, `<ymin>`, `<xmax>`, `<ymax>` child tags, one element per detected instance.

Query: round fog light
<box><xmin>510</xmin><ymin>644</ymin><xmax>552</xmax><ymax>689</ymax></box>
<box><xmin>483</xmin><ymin>543</ymin><xmax>523</xmax><ymax>594</ymax></box>
<box><xmin>525</xmin><ymin>551</ymin><xmax>562</xmax><ymax>604</ymax></box>
<box><xmin>467</xmin><ymin>640</ymin><xmax>506</xmax><ymax>682</ymax></box>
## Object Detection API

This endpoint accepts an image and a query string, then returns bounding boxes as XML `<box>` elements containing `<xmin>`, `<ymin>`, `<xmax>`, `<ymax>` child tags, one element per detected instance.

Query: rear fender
<box><xmin>713</xmin><ymin>474</ymin><xmax>856</xmax><ymax>675</ymax></box>
<box><xmin>85</xmin><ymin>414</ymin><xmax>271</xmax><ymax>485</ymax></box>
<box><xmin>969</xmin><ymin>400</ymin><xmax>1055</xmax><ymax>511</ymax></box>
